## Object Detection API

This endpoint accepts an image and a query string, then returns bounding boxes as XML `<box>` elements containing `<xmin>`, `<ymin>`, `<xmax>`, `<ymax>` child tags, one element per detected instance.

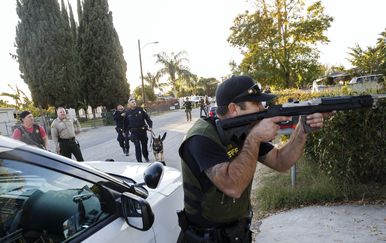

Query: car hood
<box><xmin>83</xmin><ymin>162</ymin><xmax>182</xmax><ymax>197</ymax></box>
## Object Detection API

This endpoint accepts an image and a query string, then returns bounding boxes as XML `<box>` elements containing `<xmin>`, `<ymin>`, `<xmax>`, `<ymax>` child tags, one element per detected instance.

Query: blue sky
<box><xmin>1</xmin><ymin>0</ymin><xmax>385</xmax><ymax>100</ymax></box>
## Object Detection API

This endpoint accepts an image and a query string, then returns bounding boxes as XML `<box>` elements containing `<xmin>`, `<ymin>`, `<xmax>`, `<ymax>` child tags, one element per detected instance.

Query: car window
<box><xmin>0</xmin><ymin>159</ymin><xmax>115</xmax><ymax>243</ymax></box>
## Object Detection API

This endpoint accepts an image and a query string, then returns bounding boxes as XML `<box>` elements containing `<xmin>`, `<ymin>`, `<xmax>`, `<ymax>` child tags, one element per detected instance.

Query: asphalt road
<box><xmin>65</xmin><ymin>108</ymin><xmax>200</xmax><ymax>170</ymax></box>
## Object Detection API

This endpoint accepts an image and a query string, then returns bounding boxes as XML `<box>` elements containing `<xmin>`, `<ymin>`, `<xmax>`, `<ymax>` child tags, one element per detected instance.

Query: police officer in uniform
<box><xmin>113</xmin><ymin>104</ymin><xmax>130</xmax><ymax>155</ymax></box>
<box><xmin>177</xmin><ymin>76</ymin><xmax>328</xmax><ymax>242</ymax></box>
<box><xmin>124</xmin><ymin>99</ymin><xmax>153</xmax><ymax>162</ymax></box>
<box><xmin>51</xmin><ymin>107</ymin><xmax>84</xmax><ymax>161</ymax></box>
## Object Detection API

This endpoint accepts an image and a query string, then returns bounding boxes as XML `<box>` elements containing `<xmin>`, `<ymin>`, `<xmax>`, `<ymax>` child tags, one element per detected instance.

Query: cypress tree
<box><xmin>68</xmin><ymin>1</ymin><xmax>77</xmax><ymax>43</ymax></box>
<box><xmin>15</xmin><ymin>0</ymin><xmax>80</xmax><ymax>108</ymax></box>
<box><xmin>78</xmin><ymin>0</ymin><xmax>130</xmax><ymax>111</ymax></box>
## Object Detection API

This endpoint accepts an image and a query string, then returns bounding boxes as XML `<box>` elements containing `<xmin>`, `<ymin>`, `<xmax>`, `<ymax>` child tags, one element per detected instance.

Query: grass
<box><xmin>79</xmin><ymin>118</ymin><xmax>104</xmax><ymax>128</ymax></box>
<box><xmin>252</xmin><ymin>156</ymin><xmax>386</xmax><ymax>220</ymax></box>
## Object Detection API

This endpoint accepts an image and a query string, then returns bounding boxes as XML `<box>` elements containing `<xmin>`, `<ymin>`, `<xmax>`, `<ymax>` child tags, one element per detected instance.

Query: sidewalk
<box><xmin>254</xmin><ymin>204</ymin><xmax>386</xmax><ymax>242</ymax></box>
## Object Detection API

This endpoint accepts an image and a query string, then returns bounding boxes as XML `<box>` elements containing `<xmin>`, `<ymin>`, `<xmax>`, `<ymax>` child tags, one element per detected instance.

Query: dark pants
<box><xmin>131</xmin><ymin>130</ymin><xmax>149</xmax><ymax>162</ymax></box>
<box><xmin>185</xmin><ymin>109</ymin><xmax>192</xmax><ymax>121</ymax></box>
<box><xmin>116</xmin><ymin>127</ymin><xmax>130</xmax><ymax>151</ymax></box>
<box><xmin>59</xmin><ymin>138</ymin><xmax>84</xmax><ymax>161</ymax></box>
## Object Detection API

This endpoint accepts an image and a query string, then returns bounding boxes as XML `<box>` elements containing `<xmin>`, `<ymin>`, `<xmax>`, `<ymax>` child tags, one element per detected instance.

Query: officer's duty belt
<box><xmin>130</xmin><ymin>127</ymin><xmax>146</xmax><ymax>131</ymax></box>
<box><xmin>59</xmin><ymin>137</ymin><xmax>75</xmax><ymax>141</ymax></box>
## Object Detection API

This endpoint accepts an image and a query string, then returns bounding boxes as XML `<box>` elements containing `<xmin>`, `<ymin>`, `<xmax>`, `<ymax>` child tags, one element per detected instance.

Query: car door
<box><xmin>0</xmin><ymin>147</ymin><xmax>156</xmax><ymax>243</ymax></box>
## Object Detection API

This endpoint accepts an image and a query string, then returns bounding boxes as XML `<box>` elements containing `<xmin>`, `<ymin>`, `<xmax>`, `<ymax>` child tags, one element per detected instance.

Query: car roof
<box><xmin>0</xmin><ymin>135</ymin><xmax>25</xmax><ymax>150</ymax></box>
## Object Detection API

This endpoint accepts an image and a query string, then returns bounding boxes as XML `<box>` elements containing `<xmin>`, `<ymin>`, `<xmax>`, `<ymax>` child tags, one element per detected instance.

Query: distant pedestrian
<box><xmin>113</xmin><ymin>104</ymin><xmax>130</xmax><ymax>155</ymax></box>
<box><xmin>204</xmin><ymin>95</ymin><xmax>210</xmax><ymax>116</ymax></box>
<box><xmin>12</xmin><ymin>110</ymin><xmax>48</xmax><ymax>150</ymax></box>
<box><xmin>183</xmin><ymin>97</ymin><xmax>192</xmax><ymax>122</ymax></box>
<box><xmin>51</xmin><ymin>107</ymin><xmax>84</xmax><ymax>161</ymax></box>
<box><xmin>124</xmin><ymin>99</ymin><xmax>153</xmax><ymax>162</ymax></box>
<box><xmin>199</xmin><ymin>97</ymin><xmax>207</xmax><ymax>117</ymax></box>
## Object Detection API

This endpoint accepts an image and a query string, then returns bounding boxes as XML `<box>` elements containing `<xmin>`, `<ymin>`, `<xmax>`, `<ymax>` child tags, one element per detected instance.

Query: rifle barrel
<box><xmin>220</xmin><ymin>95</ymin><xmax>375</xmax><ymax>130</ymax></box>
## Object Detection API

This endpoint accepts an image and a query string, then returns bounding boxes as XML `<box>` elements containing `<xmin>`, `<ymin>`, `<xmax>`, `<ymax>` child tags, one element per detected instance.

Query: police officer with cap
<box><xmin>124</xmin><ymin>98</ymin><xmax>153</xmax><ymax>162</ymax></box>
<box><xmin>51</xmin><ymin>107</ymin><xmax>84</xmax><ymax>161</ymax></box>
<box><xmin>177</xmin><ymin>75</ymin><xmax>327</xmax><ymax>242</ymax></box>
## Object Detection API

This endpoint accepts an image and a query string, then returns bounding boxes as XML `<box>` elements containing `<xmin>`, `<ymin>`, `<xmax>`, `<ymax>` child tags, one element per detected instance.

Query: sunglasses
<box><xmin>231</xmin><ymin>84</ymin><xmax>261</xmax><ymax>103</ymax></box>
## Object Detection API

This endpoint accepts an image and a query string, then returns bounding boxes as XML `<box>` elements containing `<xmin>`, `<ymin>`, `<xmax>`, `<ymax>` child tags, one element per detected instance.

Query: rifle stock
<box><xmin>215</xmin><ymin>94</ymin><xmax>384</xmax><ymax>145</ymax></box>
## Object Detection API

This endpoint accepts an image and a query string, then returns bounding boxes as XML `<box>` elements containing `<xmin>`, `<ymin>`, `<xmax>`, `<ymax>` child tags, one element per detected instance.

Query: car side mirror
<box><xmin>121</xmin><ymin>192</ymin><xmax>154</xmax><ymax>231</ymax></box>
<box><xmin>143</xmin><ymin>162</ymin><xmax>164</xmax><ymax>189</ymax></box>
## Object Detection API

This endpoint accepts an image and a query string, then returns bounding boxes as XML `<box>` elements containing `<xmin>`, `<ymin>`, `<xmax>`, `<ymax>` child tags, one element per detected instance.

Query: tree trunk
<box><xmin>92</xmin><ymin>108</ymin><xmax>96</xmax><ymax>128</ymax></box>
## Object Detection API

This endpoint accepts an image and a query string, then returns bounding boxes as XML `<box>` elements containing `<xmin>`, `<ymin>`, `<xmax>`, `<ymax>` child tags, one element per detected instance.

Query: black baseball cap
<box><xmin>20</xmin><ymin>110</ymin><xmax>32</xmax><ymax>119</ymax></box>
<box><xmin>215</xmin><ymin>76</ymin><xmax>276</xmax><ymax>106</ymax></box>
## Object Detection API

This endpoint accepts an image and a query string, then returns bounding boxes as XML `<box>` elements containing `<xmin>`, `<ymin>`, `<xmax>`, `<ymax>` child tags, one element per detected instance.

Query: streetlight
<box><xmin>138</xmin><ymin>39</ymin><xmax>159</xmax><ymax>105</ymax></box>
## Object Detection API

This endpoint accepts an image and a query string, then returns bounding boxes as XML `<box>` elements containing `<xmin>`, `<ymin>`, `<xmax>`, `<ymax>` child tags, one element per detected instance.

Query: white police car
<box><xmin>0</xmin><ymin>136</ymin><xmax>183</xmax><ymax>243</ymax></box>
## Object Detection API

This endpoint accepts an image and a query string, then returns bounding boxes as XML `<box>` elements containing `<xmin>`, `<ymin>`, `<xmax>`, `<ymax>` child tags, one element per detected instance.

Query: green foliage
<box><xmin>16</xmin><ymin>0</ymin><xmax>80</xmax><ymax>108</ymax></box>
<box><xmin>272</xmin><ymin>89</ymin><xmax>320</xmax><ymax>104</ymax></box>
<box><xmin>78</xmin><ymin>0</ymin><xmax>129</xmax><ymax>110</ymax></box>
<box><xmin>305</xmin><ymin>99</ymin><xmax>386</xmax><ymax>184</ymax></box>
<box><xmin>272</xmin><ymin>88</ymin><xmax>386</xmax><ymax>185</ymax></box>
<box><xmin>196</xmin><ymin>77</ymin><xmax>219</xmax><ymax>97</ymax></box>
<box><xmin>155</xmin><ymin>51</ymin><xmax>191</xmax><ymax>97</ymax></box>
<box><xmin>144</xmin><ymin>71</ymin><xmax>162</xmax><ymax>94</ymax></box>
<box><xmin>228</xmin><ymin>0</ymin><xmax>332</xmax><ymax>88</ymax></box>
<box><xmin>133</xmin><ymin>85</ymin><xmax>156</xmax><ymax>105</ymax></box>
<box><xmin>348</xmin><ymin>29</ymin><xmax>386</xmax><ymax>76</ymax></box>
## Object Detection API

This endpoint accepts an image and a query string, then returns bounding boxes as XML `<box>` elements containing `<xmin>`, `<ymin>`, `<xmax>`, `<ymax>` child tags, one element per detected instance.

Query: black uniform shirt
<box><xmin>124</xmin><ymin>107</ymin><xmax>153</xmax><ymax>131</ymax></box>
<box><xmin>181</xmin><ymin>135</ymin><xmax>274</xmax><ymax>192</ymax></box>
<box><xmin>113</xmin><ymin>110</ymin><xmax>126</xmax><ymax>128</ymax></box>
<box><xmin>184</xmin><ymin>101</ymin><xmax>192</xmax><ymax>110</ymax></box>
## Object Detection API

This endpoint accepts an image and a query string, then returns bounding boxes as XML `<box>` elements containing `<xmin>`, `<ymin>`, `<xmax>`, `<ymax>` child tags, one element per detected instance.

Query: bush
<box><xmin>305</xmin><ymin>99</ymin><xmax>386</xmax><ymax>184</ymax></box>
<box><xmin>270</xmin><ymin>87</ymin><xmax>386</xmax><ymax>185</ymax></box>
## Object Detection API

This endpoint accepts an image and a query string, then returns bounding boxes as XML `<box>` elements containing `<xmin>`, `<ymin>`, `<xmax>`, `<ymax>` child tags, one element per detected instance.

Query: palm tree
<box><xmin>0</xmin><ymin>84</ymin><xmax>32</xmax><ymax>110</ymax></box>
<box><xmin>144</xmin><ymin>71</ymin><xmax>161</xmax><ymax>94</ymax></box>
<box><xmin>376</xmin><ymin>29</ymin><xmax>386</xmax><ymax>75</ymax></box>
<box><xmin>155</xmin><ymin>51</ymin><xmax>191</xmax><ymax>97</ymax></box>
<box><xmin>184</xmin><ymin>74</ymin><xmax>200</xmax><ymax>95</ymax></box>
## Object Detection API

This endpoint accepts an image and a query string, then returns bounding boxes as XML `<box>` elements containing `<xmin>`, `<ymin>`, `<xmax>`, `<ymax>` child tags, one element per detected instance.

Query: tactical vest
<box><xmin>19</xmin><ymin>124</ymin><xmax>45</xmax><ymax>148</ymax></box>
<box><xmin>179</xmin><ymin>119</ymin><xmax>251</xmax><ymax>224</ymax></box>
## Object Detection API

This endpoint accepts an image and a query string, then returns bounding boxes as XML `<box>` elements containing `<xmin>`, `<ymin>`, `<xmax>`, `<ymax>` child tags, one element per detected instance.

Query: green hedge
<box><xmin>305</xmin><ymin>99</ymin><xmax>386</xmax><ymax>184</ymax></box>
<box><xmin>270</xmin><ymin>86</ymin><xmax>386</xmax><ymax>185</ymax></box>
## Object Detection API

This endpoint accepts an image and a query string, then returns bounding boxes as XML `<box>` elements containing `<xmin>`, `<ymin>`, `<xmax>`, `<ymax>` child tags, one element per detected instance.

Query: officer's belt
<box><xmin>59</xmin><ymin>137</ymin><xmax>75</xmax><ymax>141</ymax></box>
<box><xmin>130</xmin><ymin>127</ymin><xmax>147</xmax><ymax>131</ymax></box>
<box><xmin>178</xmin><ymin>209</ymin><xmax>251</xmax><ymax>242</ymax></box>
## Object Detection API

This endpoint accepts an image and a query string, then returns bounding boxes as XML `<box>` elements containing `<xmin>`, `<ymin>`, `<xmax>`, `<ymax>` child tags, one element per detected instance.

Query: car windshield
<box><xmin>0</xmin><ymin>159</ymin><xmax>115</xmax><ymax>242</ymax></box>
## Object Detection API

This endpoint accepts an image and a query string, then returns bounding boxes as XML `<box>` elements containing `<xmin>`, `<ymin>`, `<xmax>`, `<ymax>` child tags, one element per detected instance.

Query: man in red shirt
<box><xmin>12</xmin><ymin>110</ymin><xmax>49</xmax><ymax>150</ymax></box>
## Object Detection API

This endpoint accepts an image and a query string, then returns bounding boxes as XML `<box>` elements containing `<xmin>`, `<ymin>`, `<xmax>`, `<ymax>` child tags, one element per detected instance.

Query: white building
<box><xmin>0</xmin><ymin>108</ymin><xmax>17</xmax><ymax>136</ymax></box>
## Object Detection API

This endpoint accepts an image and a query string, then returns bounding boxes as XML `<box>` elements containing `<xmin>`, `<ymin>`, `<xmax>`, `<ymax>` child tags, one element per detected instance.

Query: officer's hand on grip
<box><xmin>249</xmin><ymin>116</ymin><xmax>291</xmax><ymax>142</ymax></box>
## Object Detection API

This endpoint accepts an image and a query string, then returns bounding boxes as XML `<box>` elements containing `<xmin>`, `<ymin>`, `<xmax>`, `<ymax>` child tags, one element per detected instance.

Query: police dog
<box><xmin>152</xmin><ymin>132</ymin><xmax>167</xmax><ymax>165</ymax></box>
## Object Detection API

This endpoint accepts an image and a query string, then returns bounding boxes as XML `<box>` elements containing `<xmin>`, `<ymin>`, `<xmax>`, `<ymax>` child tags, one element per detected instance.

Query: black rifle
<box><xmin>215</xmin><ymin>94</ymin><xmax>385</xmax><ymax>146</ymax></box>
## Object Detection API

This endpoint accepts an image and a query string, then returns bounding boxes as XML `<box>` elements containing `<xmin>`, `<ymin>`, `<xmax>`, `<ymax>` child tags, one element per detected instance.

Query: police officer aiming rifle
<box><xmin>177</xmin><ymin>76</ymin><xmax>329</xmax><ymax>242</ymax></box>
